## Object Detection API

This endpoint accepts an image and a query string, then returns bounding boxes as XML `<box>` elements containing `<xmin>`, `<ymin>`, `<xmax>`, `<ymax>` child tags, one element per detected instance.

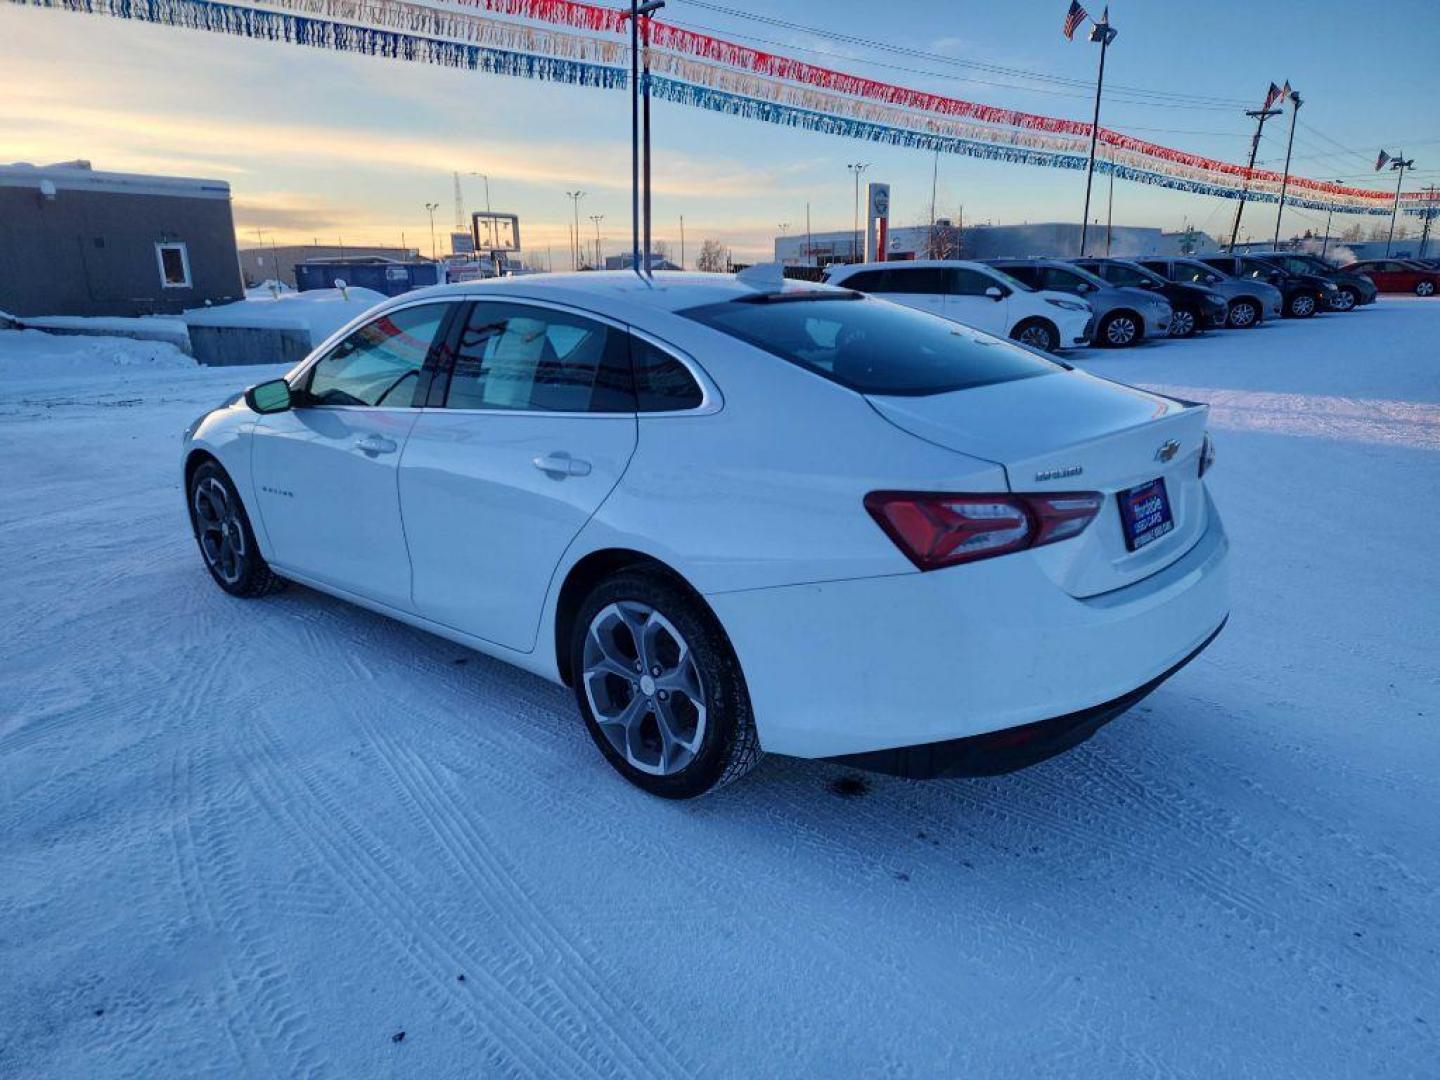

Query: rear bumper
<box><xmin>827</xmin><ymin>619</ymin><xmax>1225</xmax><ymax>778</ymax></box>
<box><xmin>709</xmin><ymin>496</ymin><xmax>1230</xmax><ymax>760</ymax></box>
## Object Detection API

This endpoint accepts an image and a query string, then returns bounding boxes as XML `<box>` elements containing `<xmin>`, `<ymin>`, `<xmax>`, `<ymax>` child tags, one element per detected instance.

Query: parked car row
<box><xmin>1338</xmin><ymin>258</ymin><xmax>1440</xmax><ymax>296</ymax></box>
<box><xmin>822</xmin><ymin>251</ymin><xmax>1382</xmax><ymax>353</ymax></box>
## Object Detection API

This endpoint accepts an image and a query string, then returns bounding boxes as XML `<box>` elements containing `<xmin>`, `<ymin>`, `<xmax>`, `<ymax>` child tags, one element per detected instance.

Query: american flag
<box><xmin>1376</xmin><ymin>149</ymin><xmax>1392</xmax><ymax>171</ymax></box>
<box><xmin>1280</xmin><ymin>80</ymin><xmax>1293</xmax><ymax>102</ymax></box>
<box><xmin>1262</xmin><ymin>82</ymin><xmax>1283</xmax><ymax>110</ymax></box>
<box><xmin>1063</xmin><ymin>0</ymin><xmax>1088</xmax><ymax>40</ymax></box>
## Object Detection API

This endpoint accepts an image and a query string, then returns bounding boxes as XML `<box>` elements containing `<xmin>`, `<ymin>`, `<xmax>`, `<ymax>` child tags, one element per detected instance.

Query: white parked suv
<box><xmin>823</xmin><ymin>260</ymin><xmax>1094</xmax><ymax>352</ymax></box>
<box><xmin>183</xmin><ymin>272</ymin><xmax>1227</xmax><ymax>798</ymax></box>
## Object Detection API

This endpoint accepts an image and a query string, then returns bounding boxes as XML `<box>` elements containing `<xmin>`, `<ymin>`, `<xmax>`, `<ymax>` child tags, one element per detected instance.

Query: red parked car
<box><xmin>1340</xmin><ymin>259</ymin><xmax>1440</xmax><ymax>297</ymax></box>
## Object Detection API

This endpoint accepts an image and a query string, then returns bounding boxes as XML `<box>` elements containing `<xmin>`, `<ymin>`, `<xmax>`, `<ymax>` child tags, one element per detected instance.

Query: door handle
<box><xmin>532</xmin><ymin>452</ymin><xmax>592</xmax><ymax>478</ymax></box>
<box><xmin>357</xmin><ymin>434</ymin><xmax>398</xmax><ymax>456</ymax></box>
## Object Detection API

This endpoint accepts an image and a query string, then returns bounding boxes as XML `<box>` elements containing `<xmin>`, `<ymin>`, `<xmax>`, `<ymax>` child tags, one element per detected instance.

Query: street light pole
<box><xmin>1078</xmin><ymin>11</ymin><xmax>1117</xmax><ymax>258</ymax></box>
<box><xmin>1420</xmin><ymin>184</ymin><xmax>1437</xmax><ymax>260</ymax></box>
<box><xmin>847</xmin><ymin>163</ymin><xmax>869</xmax><ymax>262</ymax></box>
<box><xmin>589</xmin><ymin>213</ymin><xmax>605</xmax><ymax>269</ymax></box>
<box><xmin>424</xmin><ymin>202</ymin><xmax>439</xmax><ymax>261</ymax></box>
<box><xmin>1385</xmin><ymin>155</ymin><xmax>1415</xmax><ymax>257</ymax></box>
<box><xmin>566</xmin><ymin>191</ymin><xmax>586</xmax><ymax>270</ymax></box>
<box><xmin>1321</xmin><ymin>179</ymin><xmax>1344</xmax><ymax>260</ymax></box>
<box><xmin>1229</xmin><ymin>100</ymin><xmax>1282</xmax><ymax>252</ymax></box>
<box><xmin>1272</xmin><ymin>87</ymin><xmax>1303</xmax><ymax>248</ymax></box>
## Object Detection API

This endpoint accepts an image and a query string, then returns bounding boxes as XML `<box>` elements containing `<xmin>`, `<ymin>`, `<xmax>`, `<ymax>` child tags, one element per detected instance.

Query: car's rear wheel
<box><xmin>1331</xmin><ymin>287</ymin><xmax>1357</xmax><ymax>311</ymax></box>
<box><xmin>188</xmin><ymin>460</ymin><xmax>286</xmax><ymax>598</ymax></box>
<box><xmin>1287</xmin><ymin>292</ymin><xmax>1318</xmax><ymax>318</ymax></box>
<box><xmin>1168</xmin><ymin>307</ymin><xmax>1198</xmax><ymax>338</ymax></box>
<box><xmin>1098</xmin><ymin>311</ymin><xmax>1142</xmax><ymax>348</ymax></box>
<box><xmin>1227</xmin><ymin>298</ymin><xmax>1260</xmax><ymax>328</ymax></box>
<box><xmin>571</xmin><ymin>570</ymin><xmax>761</xmax><ymax>798</ymax></box>
<box><xmin>1011</xmin><ymin>318</ymin><xmax>1059</xmax><ymax>352</ymax></box>
<box><xmin>1416</xmin><ymin>280</ymin><xmax>1436</xmax><ymax>297</ymax></box>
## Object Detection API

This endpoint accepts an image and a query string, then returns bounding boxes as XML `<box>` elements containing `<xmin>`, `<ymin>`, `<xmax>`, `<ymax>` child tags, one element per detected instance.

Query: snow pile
<box><xmin>184</xmin><ymin>287</ymin><xmax>387</xmax><ymax>340</ymax></box>
<box><xmin>245</xmin><ymin>280</ymin><xmax>294</xmax><ymax>299</ymax></box>
<box><xmin>0</xmin><ymin>328</ymin><xmax>194</xmax><ymax>374</ymax></box>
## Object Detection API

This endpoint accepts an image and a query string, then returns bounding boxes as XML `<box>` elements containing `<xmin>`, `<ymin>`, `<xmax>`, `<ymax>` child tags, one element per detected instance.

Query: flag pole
<box><xmin>1272</xmin><ymin>87</ymin><xmax>1302</xmax><ymax>248</ymax></box>
<box><xmin>1078</xmin><ymin>12</ymin><xmax>1115</xmax><ymax>258</ymax></box>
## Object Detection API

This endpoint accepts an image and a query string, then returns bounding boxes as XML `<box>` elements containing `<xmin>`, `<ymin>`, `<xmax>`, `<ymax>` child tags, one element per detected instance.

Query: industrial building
<box><xmin>773</xmin><ymin>222</ymin><xmax>1221</xmax><ymax>265</ymax></box>
<box><xmin>0</xmin><ymin>161</ymin><xmax>244</xmax><ymax>317</ymax></box>
<box><xmin>239</xmin><ymin>244</ymin><xmax>420</xmax><ymax>288</ymax></box>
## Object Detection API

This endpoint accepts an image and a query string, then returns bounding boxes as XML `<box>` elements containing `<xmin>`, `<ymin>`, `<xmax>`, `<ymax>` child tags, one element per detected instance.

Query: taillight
<box><xmin>864</xmin><ymin>490</ymin><xmax>1103</xmax><ymax>571</ymax></box>
<box><xmin>1199</xmin><ymin>432</ymin><xmax>1216</xmax><ymax>478</ymax></box>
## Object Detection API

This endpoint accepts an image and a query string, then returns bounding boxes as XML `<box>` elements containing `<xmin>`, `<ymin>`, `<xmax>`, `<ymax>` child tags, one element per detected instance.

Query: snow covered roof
<box><xmin>0</xmin><ymin>162</ymin><xmax>231</xmax><ymax>200</ymax></box>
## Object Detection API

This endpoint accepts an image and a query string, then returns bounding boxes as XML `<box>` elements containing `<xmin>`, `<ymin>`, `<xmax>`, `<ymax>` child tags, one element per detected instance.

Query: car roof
<box><xmin>826</xmin><ymin>259</ymin><xmax>994</xmax><ymax>275</ymax></box>
<box><xmin>396</xmin><ymin>270</ymin><xmax>849</xmax><ymax>317</ymax></box>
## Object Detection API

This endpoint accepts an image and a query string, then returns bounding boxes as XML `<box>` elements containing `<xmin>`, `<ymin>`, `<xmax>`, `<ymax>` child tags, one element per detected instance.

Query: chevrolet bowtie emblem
<box><xmin>1155</xmin><ymin>439</ymin><xmax>1181</xmax><ymax>463</ymax></box>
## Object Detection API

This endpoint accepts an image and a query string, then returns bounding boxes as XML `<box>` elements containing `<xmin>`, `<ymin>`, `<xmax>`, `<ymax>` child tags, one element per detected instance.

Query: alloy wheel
<box><xmin>1170</xmin><ymin>309</ymin><xmax>1196</xmax><ymax>337</ymax></box>
<box><xmin>1418</xmin><ymin>281</ymin><xmax>1436</xmax><ymax>297</ymax></box>
<box><xmin>1229</xmin><ymin>301</ymin><xmax>1258</xmax><ymax>328</ymax></box>
<box><xmin>582</xmin><ymin>601</ymin><xmax>707</xmax><ymax>776</ymax></box>
<box><xmin>193</xmin><ymin>476</ymin><xmax>246</xmax><ymax>585</ymax></box>
<box><xmin>1291</xmin><ymin>294</ymin><xmax>1316</xmax><ymax>317</ymax></box>
<box><xmin>1332</xmin><ymin>289</ymin><xmax>1356</xmax><ymax>311</ymax></box>
<box><xmin>1104</xmin><ymin>315</ymin><xmax>1138</xmax><ymax>346</ymax></box>
<box><xmin>1017</xmin><ymin>324</ymin><xmax>1056</xmax><ymax>351</ymax></box>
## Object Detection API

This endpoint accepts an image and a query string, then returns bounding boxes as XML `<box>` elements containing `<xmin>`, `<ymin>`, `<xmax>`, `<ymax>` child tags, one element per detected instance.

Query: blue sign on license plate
<box><xmin>1118</xmin><ymin>478</ymin><xmax>1174</xmax><ymax>551</ymax></box>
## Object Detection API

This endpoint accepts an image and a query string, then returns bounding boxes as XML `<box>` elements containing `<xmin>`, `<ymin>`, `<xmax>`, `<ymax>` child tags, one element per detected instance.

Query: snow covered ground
<box><xmin>1</xmin><ymin>301</ymin><xmax>1437</xmax><ymax>1078</ymax></box>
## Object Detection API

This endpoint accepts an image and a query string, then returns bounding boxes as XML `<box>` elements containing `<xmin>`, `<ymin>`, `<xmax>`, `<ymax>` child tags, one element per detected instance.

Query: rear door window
<box><xmin>681</xmin><ymin>295</ymin><xmax>1058</xmax><ymax>397</ymax></box>
<box><xmin>950</xmin><ymin>268</ymin><xmax>998</xmax><ymax>296</ymax></box>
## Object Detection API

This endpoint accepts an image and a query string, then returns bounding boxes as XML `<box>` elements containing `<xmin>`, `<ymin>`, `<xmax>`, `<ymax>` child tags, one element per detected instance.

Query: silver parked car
<box><xmin>1136</xmin><ymin>257</ymin><xmax>1283</xmax><ymax>329</ymax></box>
<box><xmin>987</xmin><ymin>258</ymin><xmax>1172</xmax><ymax>348</ymax></box>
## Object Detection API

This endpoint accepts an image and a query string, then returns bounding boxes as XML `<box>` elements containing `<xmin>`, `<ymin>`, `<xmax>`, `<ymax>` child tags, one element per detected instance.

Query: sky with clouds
<box><xmin>3</xmin><ymin>0</ymin><xmax>1437</xmax><ymax>262</ymax></box>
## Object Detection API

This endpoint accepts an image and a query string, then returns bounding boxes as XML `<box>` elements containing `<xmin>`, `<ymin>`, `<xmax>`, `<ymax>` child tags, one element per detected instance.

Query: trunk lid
<box><xmin>867</xmin><ymin>369</ymin><xmax>1211</xmax><ymax>597</ymax></box>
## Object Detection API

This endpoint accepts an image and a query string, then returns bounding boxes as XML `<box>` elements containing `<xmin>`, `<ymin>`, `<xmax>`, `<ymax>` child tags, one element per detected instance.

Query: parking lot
<box><xmin>2</xmin><ymin>300</ymin><xmax>1438</xmax><ymax>1078</ymax></box>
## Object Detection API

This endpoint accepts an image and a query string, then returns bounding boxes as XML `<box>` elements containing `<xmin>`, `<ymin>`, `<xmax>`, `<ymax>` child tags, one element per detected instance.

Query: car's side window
<box><xmin>1040</xmin><ymin>268</ymin><xmax>1082</xmax><ymax>292</ymax></box>
<box><xmin>883</xmin><ymin>268</ymin><xmax>950</xmax><ymax>295</ymax></box>
<box><xmin>304</xmin><ymin>303</ymin><xmax>450</xmax><ymax>408</ymax></box>
<box><xmin>842</xmin><ymin>270</ymin><xmax>887</xmax><ymax>292</ymax></box>
<box><xmin>443</xmin><ymin>302</ymin><xmax>633</xmax><ymax>413</ymax></box>
<box><xmin>1002</xmin><ymin>266</ymin><xmax>1041</xmax><ymax>288</ymax></box>
<box><xmin>631</xmin><ymin>337</ymin><xmax>704</xmax><ymax>412</ymax></box>
<box><xmin>951</xmin><ymin>269</ymin><xmax>996</xmax><ymax>296</ymax></box>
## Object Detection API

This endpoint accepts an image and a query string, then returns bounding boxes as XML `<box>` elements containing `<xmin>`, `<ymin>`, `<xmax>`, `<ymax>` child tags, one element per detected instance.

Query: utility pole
<box><xmin>1272</xmin><ymin>87</ymin><xmax>1303</xmax><ymax>248</ymax></box>
<box><xmin>1078</xmin><ymin>9</ymin><xmax>1117</xmax><ymax>258</ymax></box>
<box><xmin>1320</xmin><ymin>179</ymin><xmax>1345</xmax><ymax>259</ymax></box>
<box><xmin>847</xmin><ymin>163</ymin><xmax>869</xmax><ymax>262</ymax></box>
<box><xmin>1105</xmin><ymin>150</ymin><xmax>1116</xmax><ymax>255</ymax></box>
<box><xmin>424</xmin><ymin>202</ymin><xmax>439</xmax><ymax>261</ymax></box>
<box><xmin>1385</xmin><ymin>155</ymin><xmax>1415</xmax><ymax>257</ymax></box>
<box><xmin>566</xmin><ymin>190</ymin><xmax>585</xmax><ymax>270</ymax></box>
<box><xmin>1420</xmin><ymin>184</ymin><xmax>1437</xmax><ymax>259</ymax></box>
<box><xmin>589</xmin><ymin>213</ymin><xmax>605</xmax><ymax>269</ymax></box>
<box><xmin>1228</xmin><ymin>102</ymin><xmax>1282</xmax><ymax>252</ymax></box>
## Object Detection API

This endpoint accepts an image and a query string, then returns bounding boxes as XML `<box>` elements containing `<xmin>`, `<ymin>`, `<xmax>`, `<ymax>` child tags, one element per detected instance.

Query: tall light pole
<box><xmin>1420</xmin><ymin>184</ymin><xmax>1437</xmax><ymax>260</ymax></box>
<box><xmin>1321</xmin><ymin>179</ymin><xmax>1344</xmax><ymax>259</ymax></box>
<box><xmin>847</xmin><ymin>163</ymin><xmax>869</xmax><ymax>262</ymax></box>
<box><xmin>468</xmin><ymin>172</ymin><xmax>491</xmax><ymax>214</ymax></box>
<box><xmin>424</xmin><ymin>202</ymin><xmax>439</xmax><ymax>261</ymax></box>
<box><xmin>1272</xmin><ymin>87</ymin><xmax>1303</xmax><ymax>248</ymax></box>
<box><xmin>589</xmin><ymin>213</ymin><xmax>605</xmax><ymax>269</ymax></box>
<box><xmin>1078</xmin><ymin>10</ymin><xmax>1117</xmax><ymax>258</ymax></box>
<box><xmin>566</xmin><ymin>190</ymin><xmax>586</xmax><ymax>270</ymax></box>
<box><xmin>1385</xmin><ymin>154</ymin><xmax>1415</xmax><ymax>257</ymax></box>
<box><xmin>679</xmin><ymin>214</ymin><xmax>686</xmax><ymax>269</ymax></box>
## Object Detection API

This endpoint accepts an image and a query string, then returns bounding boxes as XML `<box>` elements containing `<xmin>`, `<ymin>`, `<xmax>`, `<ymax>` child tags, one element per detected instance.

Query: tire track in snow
<box><xmin>238</xmin><ymin>717</ymin><xmax>642</xmax><ymax>1079</ymax></box>
<box><xmin>356</xmin><ymin>709</ymin><xmax>696</xmax><ymax>1079</ymax></box>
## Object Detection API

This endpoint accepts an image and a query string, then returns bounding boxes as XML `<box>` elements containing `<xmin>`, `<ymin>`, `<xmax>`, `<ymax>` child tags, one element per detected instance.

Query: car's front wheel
<box><xmin>1416</xmin><ymin>280</ymin><xmax>1436</xmax><ymax>297</ymax></box>
<box><xmin>1011</xmin><ymin>318</ymin><xmax>1059</xmax><ymax>352</ymax></box>
<box><xmin>188</xmin><ymin>459</ymin><xmax>286</xmax><ymax>598</ymax></box>
<box><xmin>1227</xmin><ymin>298</ymin><xmax>1260</xmax><ymax>328</ymax></box>
<box><xmin>1168</xmin><ymin>307</ymin><xmax>1199</xmax><ymax>338</ymax></box>
<box><xmin>1330</xmin><ymin>287</ymin><xmax>1358</xmax><ymax>311</ymax></box>
<box><xmin>571</xmin><ymin>569</ymin><xmax>762</xmax><ymax>798</ymax></box>
<box><xmin>1287</xmin><ymin>292</ymin><xmax>1318</xmax><ymax>318</ymax></box>
<box><xmin>1098</xmin><ymin>311</ymin><xmax>1142</xmax><ymax>348</ymax></box>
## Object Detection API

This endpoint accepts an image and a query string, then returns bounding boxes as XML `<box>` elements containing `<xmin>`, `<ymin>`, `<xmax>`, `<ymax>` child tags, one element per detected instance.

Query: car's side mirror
<box><xmin>1076</xmin><ymin>282</ymin><xmax>1093</xmax><ymax>292</ymax></box>
<box><xmin>245</xmin><ymin>378</ymin><xmax>293</xmax><ymax>414</ymax></box>
<box><xmin>984</xmin><ymin>286</ymin><xmax>1005</xmax><ymax>300</ymax></box>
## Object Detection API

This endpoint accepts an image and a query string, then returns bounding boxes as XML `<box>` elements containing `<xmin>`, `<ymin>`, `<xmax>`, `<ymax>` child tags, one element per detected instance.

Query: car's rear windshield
<box><xmin>680</xmin><ymin>294</ymin><xmax>1059</xmax><ymax>396</ymax></box>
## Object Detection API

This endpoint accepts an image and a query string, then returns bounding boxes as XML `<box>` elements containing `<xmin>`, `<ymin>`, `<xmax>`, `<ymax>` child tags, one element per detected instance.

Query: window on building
<box><xmin>155</xmin><ymin>242</ymin><xmax>192</xmax><ymax>288</ymax></box>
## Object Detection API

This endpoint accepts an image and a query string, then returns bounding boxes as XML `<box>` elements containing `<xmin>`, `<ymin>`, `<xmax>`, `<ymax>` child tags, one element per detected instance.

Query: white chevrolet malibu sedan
<box><xmin>183</xmin><ymin>271</ymin><xmax>1229</xmax><ymax>798</ymax></box>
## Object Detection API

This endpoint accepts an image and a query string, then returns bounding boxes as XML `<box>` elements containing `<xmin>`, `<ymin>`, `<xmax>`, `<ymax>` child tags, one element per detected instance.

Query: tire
<box><xmin>1287</xmin><ymin>292</ymin><xmax>1318</xmax><ymax>318</ymax></box>
<box><xmin>1097</xmin><ymin>311</ymin><xmax>1142</xmax><ymax>348</ymax></box>
<box><xmin>1168</xmin><ymin>307</ymin><xmax>1199</xmax><ymax>338</ymax></box>
<box><xmin>1416</xmin><ymin>280</ymin><xmax>1436</xmax><ymax>297</ymax></box>
<box><xmin>187</xmin><ymin>460</ymin><xmax>287</xmax><ymax>598</ymax></box>
<box><xmin>570</xmin><ymin>569</ymin><xmax>762</xmax><ymax>798</ymax></box>
<box><xmin>1011</xmin><ymin>318</ymin><xmax>1059</xmax><ymax>352</ymax></box>
<box><xmin>1227</xmin><ymin>298</ymin><xmax>1260</xmax><ymax>328</ymax></box>
<box><xmin>1330</xmin><ymin>287</ymin><xmax>1357</xmax><ymax>312</ymax></box>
